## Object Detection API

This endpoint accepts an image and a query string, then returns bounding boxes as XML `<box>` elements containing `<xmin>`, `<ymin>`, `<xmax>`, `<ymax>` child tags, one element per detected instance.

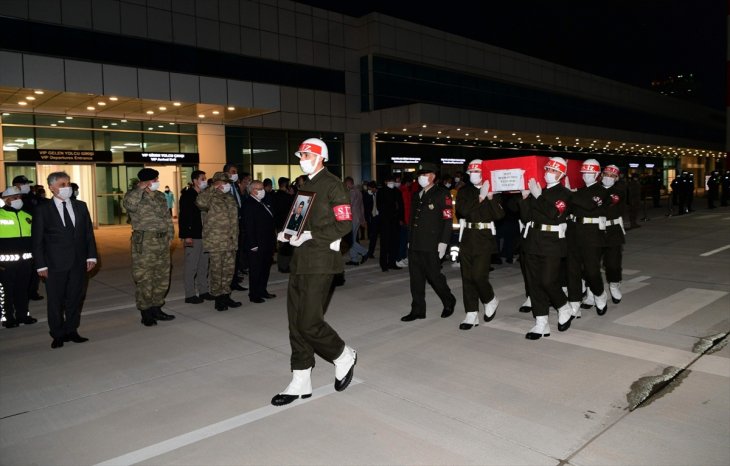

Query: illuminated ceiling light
<box><xmin>102</xmin><ymin>125</ymin><xmax>109</xmax><ymax>128</ymax></box>
<box><xmin>57</xmin><ymin>120</ymin><xmax>65</xmax><ymax>123</ymax></box>
<box><xmin>422</xmin><ymin>124</ymin><xmax>427</xmax><ymax>128</ymax></box>
<box><xmin>437</xmin><ymin>131</ymin><xmax>442</xmax><ymax>134</ymax></box>
<box><xmin>158</xmin><ymin>125</ymin><xmax>164</xmax><ymax>128</ymax></box>
<box><xmin>26</xmin><ymin>96</ymin><xmax>36</xmax><ymax>101</ymax></box>
<box><xmin>34</xmin><ymin>90</ymin><xmax>44</xmax><ymax>94</ymax></box>
<box><xmin>66</xmin><ymin>116</ymin><xmax>73</xmax><ymax>119</ymax></box>
<box><xmin>109</xmin><ymin>96</ymin><xmax>118</xmax><ymax>101</ymax></box>
<box><xmin>511</xmin><ymin>133</ymin><xmax>516</xmax><ymax>136</ymax></box>
<box><xmin>212</xmin><ymin>110</ymin><xmax>220</xmax><ymax>115</ymax></box>
<box><xmin>86</xmin><ymin>106</ymin><xmax>95</xmax><ymax>110</ymax></box>
<box><xmin>18</xmin><ymin>101</ymin><xmax>28</xmax><ymax>106</ymax></box>
<box><xmin>227</xmin><ymin>106</ymin><xmax>235</xmax><ymax>111</ymax></box>
<box><xmin>465</xmin><ymin>133</ymin><xmax>469</xmax><ymax>136</ymax></box>
<box><xmin>98</xmin><ymin>101</ymin><xmax>106</xmax><ymax>106</ymax></box>
<box><xmin>402</xmin><ymin>128</ymin><xmax>407</xmax><ymax>131</ymax></box>
<box><xmin>173</xmin><ymin>102</ymin><xmax>182</xmax><ymax>106</ymax></box>
<box><xmin>111</xmin><ymin>122</ymin><xmax>118</xmax><ymax>126</ymax></box>
<box><xmin>169</xmin><ymin>122</ymin><xmax>175</xmax><ymax>125</ymax></box>
<box><xmin>148</xmin><ymin>127</ymin><xmax>154</xmax><ymax>130</ymax></box>
<box><xmin>456</xmin><ymin>128</ymin><xmax>461</xmax><ymax>131</ymax></box>
<box><xmin>50</xmin><ymin>123</ymin><xmax>57</xmax><ymax>126</ymax></box>
<box><xmin>146</xmin><ymin>110</ymin><xmax>154</xmax><ymax>114</ymax></box>
<box><xmin>159</xmin><ymin>106</ymin><xmax>167</xmax><ymax>111</ymax></box>
<box><xmin>121</xmin><ymin>119</ymin><xmax>127</xmax><ymax>122</ymax></box>
<box><xmin>484</xmin><ymin>130</ymin><xmax>488</xmax><ymax>133</ymax></box>
<box><xmin>198</xmin><ymin>114</ymin><xmax>205</xmax><ymax>118</ymax></box>
<box><xmin>493</xmin><ymin>135</ymin><xmax>497</xmax><ymax>139</ymax></box>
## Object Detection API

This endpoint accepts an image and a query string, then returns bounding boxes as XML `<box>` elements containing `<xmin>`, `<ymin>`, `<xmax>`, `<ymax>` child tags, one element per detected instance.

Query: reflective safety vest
<box><xmin>0</xmin><ymin>208</ymin><xmax>32</xmax><ymax>239</ymax></box>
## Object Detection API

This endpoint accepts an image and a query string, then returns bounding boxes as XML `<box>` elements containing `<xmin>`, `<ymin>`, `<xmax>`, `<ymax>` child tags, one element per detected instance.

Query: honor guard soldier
<box><xmin>706</xmin><ymin>170</ymin><xmax>720</xmax><ymax>209</ymax></box>
<box><xmin>272</xmin><ymin>138</ymin><xmax>357</xmax><ymax>406</ymax></box>
<box><xmin>123</xmin><ymin>168</ymin><xmax>176</xmax><ymax>326</ymax></box>
<box><xmin>401</xmin><ymin>162</ymin><xmax>457</xmax><ymax>322</ymax></box>
<box><xmin>196</xmin><ymin>172</ymin><xmax>242</xmax><ymax>311</ymax></box>
<box><xmin>0</xmin><ymin>187</ymin><xmax>38</xmax><ymax>328</ymax></box>
<box><xmin>456</xmin><ymin>160</ymin><xmax>505</xmax><ymax>330</ymax></box>
<box><xmin>519</xmin><ymin>157</ymin><xmax>574</xmax><ymax>338</ymax></box>
<box><xmin>567</xmin><ymin>159</ymin><xmax>611</xmax><ymax>317</ymax></box>
<box><xmin>600</xmin><ymin>165</ymin><xmax>626</xmax><ymax>305</ymax></box>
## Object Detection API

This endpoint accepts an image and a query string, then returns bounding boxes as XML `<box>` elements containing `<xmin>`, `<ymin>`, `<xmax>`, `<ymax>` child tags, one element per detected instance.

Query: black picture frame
<box><xmin>283</xmin><ymin>191</ymin><xmax>316</xmax><ymax>239</ymax></box>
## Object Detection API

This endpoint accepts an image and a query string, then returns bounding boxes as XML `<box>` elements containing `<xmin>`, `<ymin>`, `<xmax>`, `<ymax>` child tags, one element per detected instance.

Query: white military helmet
<box><xmin>603</xmin><ymin>164</ymin><xmax>620</xmax><ymax>177</ymax></box>
<box><xmin>294</xmin><ymin>137</ymin><xmax>329</xmax><ymax>162</ymax></box>
<box><xmin>581</xmin><ymin>158</ymin><xmax>601</xmax><ymax>174</ymax></box>
<box><xmin>466</xmin><ymin>159</ymin><xmax>483</xmax><ymax>173</ymax></box>
<box><xmin>544</xmin><ymin>156</ymin><xmax>567</xmax><ymax>175</ymax></box>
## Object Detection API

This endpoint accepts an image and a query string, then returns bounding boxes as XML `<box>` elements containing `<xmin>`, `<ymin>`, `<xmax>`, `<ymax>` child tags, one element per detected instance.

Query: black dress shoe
<box><xmin>51</xmin><ymin>338</ymin><xmax>64</xmax><ymax>349</ymax></box>
<box><xmin>401</xmin><ymin>313</ymin><xmax>425</xmax><ymax>322</ymax></box>
<box><xmin>151</xmin><ymin>307</ymin><xmax>175</xmax><ymax>321</ymax></box>
<box><xmin>199</xmin><ymin>292</ymin><xmax>216</xmax><ymax>301</ymax></box>
<box><xmin>518</xmin><ymin>306</ymin><xmax>532</xmax><ymax>313</ymax></box>
<box><xmin>596</xmin><ymin>304</ymin><xmax>608</xmax><ymax>316</ymax></box>
<box><xmin>21</xmin><ymin>316</ymin><xmax>38</xmax><ymax>325</ymax></box>
<box><xmin>2</xmin><ymin>321</ymin><xmax>19</xmax><ymax>328</ymax></box>
<box><xmin>441</xmin><ymin>296</ymin><xmax>456</xmax><ymax>318</ymax></box>
<box><xmin>225</xmin><ymin>294</ymin><xmax>242</xmax><ymax>308</ymax></box>
<box><xmin>271</xmin><ymin>393</ymin><xmax>312</xmax><ymax>406</ymax></box>
<box><xmin>140</xmin><ymin>309</ymin><xmax>157</xmax><ymax>327</ymax></box>
<box><xmin>29</xmin><ymin>293</ymin><xmax>44</xmax><ymax>301</ymax></box>
<box><xmin>231</xmin><ymin>283</ymin><xmax>248</xmax><ymax>291</ymax></box>
<box><xmin>334</xmin><ymin>353</ymin><xmax>357</xmax><ymax>392</ymax></box>
<box><xmin>185</xmin><ymin>296</ymin><xmax>204</xmax><ymax>304</ymax></box>
<box><xmin>345</xmin><ymin>261</ymin><xmax>360</xmax><ymax>266</ymax></box>
<box><xmin>611</xmin><ymin>297</ymin><xmax>621</xmax><ymax>304</ymax></box>
<box><xmin>360</xmin><ymin>255</ymin><xmax>368</xmax><ymax>264</ymax></box>
<box><xmin>214</xmin><ymin>296</ymin><xmax>228</xmax><ymax>311</ymax></box>
<box><xmin>249</xmin><ymin>297</ymin><xmax>265</xmax><ymax>303</ymax></box>
<box><xmin>557</xmin><ymin>317</ymin><xmax>574</xmax><ymax>332</ymax></box>
<box><xmin>64</xmin><ymin>332</ymin><xmax>89</xmax><ymax>343</ymax></box>
<box><xmin>525</xmin><ymin>331</ymin><xmax>549</xmax><ymax>340</ymax></box>
<box><xmin>263</xmin><ymin>292</ymin><xmax>277</xmax><ymax>299</ymax></box>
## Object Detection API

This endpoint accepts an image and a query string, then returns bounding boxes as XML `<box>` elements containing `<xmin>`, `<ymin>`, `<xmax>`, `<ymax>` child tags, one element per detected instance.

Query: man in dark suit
<box><xmin>376</xmin><ymin>176</ymin><xmax>403</xmax><ymax>271</ymax></box>
<box><xmin>32</xmin><ymin>171</ymin><xmax>98</xmax><ymax>349</ymax></box>
<box><xmin>243</xmin><ymin>180</ymin><xmax>276</xmax><ymax>303</ymax></box>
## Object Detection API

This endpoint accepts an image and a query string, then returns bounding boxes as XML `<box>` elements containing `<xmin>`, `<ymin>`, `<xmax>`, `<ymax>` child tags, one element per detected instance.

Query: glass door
<box><xmin>95</xmin><ymin>164</ymin><xmax>142</xmax><ymax>225</ymax></box>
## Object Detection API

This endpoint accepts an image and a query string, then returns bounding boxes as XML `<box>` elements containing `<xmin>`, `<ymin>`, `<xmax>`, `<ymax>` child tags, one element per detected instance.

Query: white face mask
<box><xmin>469</xmin><ymin>172</ymin><xmax>482</xmax><ymax>185</ymax></box>
<box><xmin>602</xmin><ymin>176</ymin><xmax>616</xmax><ymax>188</ymax></box>
<box><xmin>10</xmin><ymin>199</ymin><xmax>23</xmax><ymax>210</ymax></box>
<box><xmin>221</xmin><ymin>183</ymin><xmax>232</xmax><ymax>193</ymax></box>
<box><xmin>582</xmin><ymin>173</ymin><xmax>597</xmax><ymax>185</ymax></box>
<box><xmin>418</xmin><ymin>175</ymin><xmax>430</xmax><ymax>188</ymax></box>
<box><xmin>394</xmin><ymin>182</ymin><xmax>401</xmax><ymax>188</ymax></box>
<box><xmin>57</xmin><ymin>186</ymin><xmax>73</xmax><ymax>200</ymax></box>
<box><xmin>149</xmin><ymin>181</ymin><xmax>160</xmax><ymax>192</ymax></box>
<box><xmin>454</xmin><ymin>177</ymin><xmax>461</xmax><ymax>183</ymax></box>
<box><xmin>19</xmin><ymin>184</ymin><xmax>31</xmax><ymax>194</ymax></box>
<box><xmin>254</xmin><ymin>189</ymin><xmax>265</xmax><ymax>200</ymax></box>
<box><xmin>386</xmin><ymin>182</ymin><xmax>395</xmax><ymax>189</ymax></box>
<box><xmin>198</xmin><ymin>180</ymin><xmax>208</xmax><ymax>190</ymax></box>
<box><xmin>229</xmin><ymin>173</ymin><xmax>239</xmax><ymax>183</ymax></box>
<box><xmin>444</xmin><ymin>183</ymin><xmax>451</xmax><ymax>189</ymax></box>
<box><xmin>299</xmin><ymin>155</ymin><xmax>319</xmax><ymax>175</ymax></box>
<box><xmin>545</xmin><ymin>172</ymin><xmax>560</xmax><ymax>185</ymax></box>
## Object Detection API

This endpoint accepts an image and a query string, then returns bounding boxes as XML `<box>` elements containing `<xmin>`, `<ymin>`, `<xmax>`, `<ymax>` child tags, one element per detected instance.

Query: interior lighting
<box><xmin>121</xmin><ymin>119</ymin><xmax>127</xmax><ymax>122</ymax></box>
<box><xmin>198</xmin><ymin>114</ymin><xmax>205</xmax><ymax>118</ymax></box>
<box><xmin>18</xmin><ymin>101</ymin><xmax>27</xmax><ymax>106</ymax></box>
<box><xmin>173</xmin><ymin>102</ymin><xmax>182</xmax><ymax>106</ymax></box>
<box><xmin>159</xmin><ymin>106</ymin><xmax>167</xmax><ymax>111</ymax></box>
<box><xmin>26</xmin><ymin>96</ymin><xmax>36</xmax><ymax>101</ymax></box>
<box><xmin>109</xmin><ymin>96</ymin><xmax>118</xmax><ymax>101</ymax></box>
<box><xmin>146</xmin><ymin>110</ymin><xmax>154</xmax><ymax>114</ymax></box>
<box><xmin>50</xmin><ymin>123</ymin><xmax>57</xmax><ymax>126</ymax></box>
<box><xmin>212</xmin><ymin>110</ymin><xmax>220</xmax><ymax>115</ymax></box>
<box><xmin>34</xmin><ymin>90</ymin><xmax>44</xmax><ymax>95</ymax></box>
<box><xmin>98</xmin><ymin>101</ymin><xmax>106</xmax><ymax>106</ymax></box>
<box><xmin>422</xmin><ymin>124</ymin><xmax>427</xmax><ymax>128</ymax></box>
<box><xmin>102</xmin><ymin>125</ymin><xmax>108</xmax><ymax>128</ymax></box>
<box><xmin>66</xmin><ymin>116</ymin><xmax>73</xmax><ymax>119</ymax></box>
<box><xmin>227</xmin><ymin>106</ymin><xmax>235</xmax><ymax>111</ymax></box>
<box><xmin>86</xmin><ymin>106</ymin><xmax>95</xmax><ymax>110</ymax></box>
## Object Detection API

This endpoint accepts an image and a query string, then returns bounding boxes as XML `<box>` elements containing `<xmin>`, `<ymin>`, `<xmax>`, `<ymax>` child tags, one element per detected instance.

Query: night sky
<box><xmin>296</xmin><ymin>0</ymin><xmax>726</xmax><ymax>110</ymax></box>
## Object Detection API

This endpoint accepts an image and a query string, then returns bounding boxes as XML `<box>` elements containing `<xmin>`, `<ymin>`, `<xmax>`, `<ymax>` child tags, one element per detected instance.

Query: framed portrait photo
<box><xmin>283</xmin><ymin>191</ymin><xmax>316</xmax><ymax>239</ymax></box>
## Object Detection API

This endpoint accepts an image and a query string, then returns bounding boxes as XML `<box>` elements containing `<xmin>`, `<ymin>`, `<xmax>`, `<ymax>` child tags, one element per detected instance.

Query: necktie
<box><xmin>62</xmin><ymin>201</ymin><xmax>74</xmax><ymax>230</ymax></box>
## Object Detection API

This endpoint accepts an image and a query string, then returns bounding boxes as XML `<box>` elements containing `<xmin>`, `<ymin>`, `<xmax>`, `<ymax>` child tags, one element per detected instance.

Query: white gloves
<box><xmin>329</xmin><ymin>239</ymin><xmax>341</xmax><ymax>251</ymax></box>
<box><xmin>528</xmin><ymin>178</ymin><xmax>542</xmax><ymax>198</ymax></box>
<box><xmin>290</xmin><ymin>230</ymin><xmax>312</xmax><ymax>247</ymax></box>
<box><xmin>277</xmin><ymin>231</ymin><xmax>289</xmax><ymax>243</ymax></box>
<box><xmin>521</xmin><ymin>190</ymin><xmax>530</xmax><ymax>200</ymax></box>
<box><xmin>479</xmin><ymin>181</ymin><xmax>492</xmax><ymax>200</ymax></box>
<box><xmin>437</xmin><ymin>242</ymin><xmax>447</xmax><ymax>259</ymax></box>
<box><xmin>0</xmin><ymin>198</ymin><xmax>4</xmax><ymax>208</ymax></box>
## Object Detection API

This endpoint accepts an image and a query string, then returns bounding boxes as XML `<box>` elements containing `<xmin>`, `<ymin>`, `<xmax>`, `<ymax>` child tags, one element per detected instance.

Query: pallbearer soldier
<box><xmin>272</xmin><ymin>138</ymin><xmax>357</xmax><ymax>406</ymax></box>
<box><xmin>123</xmin><ymin>168</ymin><xmax>176</xmax><ymax>326</ymax></box>
<box><xmin>401</xmin><ymin>162</ymin><xmax>457</xmax><ymax>322</ymax></box>
<box><xmin>600</xmin><ymin>164</ymin><xmax>626</xmax><ymax>305</ymax></box>
<box><xmin>566</xmin><ymin>159</ymin><xmax>611</xmax><ymax>317</ymax></box>
<box><xmin>195</xmin><ymin>172</ymin><xmax>242</xmax><ymax>311</ymax></box>
<box><xmin>519</xmin><ymin>157</ymin><xmax>574</xmax><ymax>338</ymax></box>
<box><xmin>456</xmin><ymin>159</ymin><xmax>505</xmax><ymax>330</ymax></box>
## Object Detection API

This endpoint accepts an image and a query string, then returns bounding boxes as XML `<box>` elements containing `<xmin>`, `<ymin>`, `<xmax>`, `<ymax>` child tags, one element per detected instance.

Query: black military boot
<box><xmin>224</xmin><ymin>294</ymin><xmax>242</xmax><ymax>308</ymax></box>
<box><xmin>151</xmin><ymin>306</ymin><xmax>175</xmax><ymax>321</ymax></box>
<box><xmin>140</xmin><ymin>309</ymin><xmax>157</xmax><ymax>327</ymax></box>
<box><xmin>214</xmin><ymin>295</ymin><xmax>228</xmax><ymax>311</ymax></box>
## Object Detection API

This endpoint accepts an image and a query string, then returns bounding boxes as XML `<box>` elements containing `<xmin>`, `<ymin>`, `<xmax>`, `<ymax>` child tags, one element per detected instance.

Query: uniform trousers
<box><xmin>602</xmin><ymin>243</ymin><xmax>623</xmax><ymax>283</ymax></box>
<box><xmin>379</xmin><ymin>220</ymin><xmax>399</xmax><ymax>269</ymax></box>
<box><xmin>566</xmin><ymin>228</ymin><xmax>605</xmax><ymax>302</ymax></box>
<box><xmin>523</xmin><ymin>253</ymin><xmax>567</xmax><ymax>317</ymax></box>
<box><xmin>460</xmin><ymin>252</ymin><xmax>494</xmax><ymax>313</ymax></box>
<box><xmin>183</xmin><ymin>238</ymin><xmax>209</xmax><ymax>298</ymax></box>
<box><xmin>287</xmin><ymin>273</ymin><xmax>344</xmax><ymax>370</ymax></box>
<box><xmin>408</xmin><ymin>249</ymin><xmax>454</xmax><ymax>316</ymax></box>
<box><xmin>45</xmin><ymin>264</ymin><xmax>86</xmax><ymax>339</ymax></box>
<box><xmin>131</xmin><ymin>232</ymin><xmax>171</xmax><ymax>310</ymax></box>
<box><xmin>209</xmin><ymin>250</ymin><xmax>236</xmax><ymax>296</ymax></box>
<box><xmin>0</xmin><ymin>259</ymin><xmax>31</xmax><ymax>323</ymax></box>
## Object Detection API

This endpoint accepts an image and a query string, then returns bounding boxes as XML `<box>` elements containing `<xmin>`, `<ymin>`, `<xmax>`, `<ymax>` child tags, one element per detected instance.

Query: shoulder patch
<box><xmin>554</xmin><ymin>199</ymin><xmax>566</xmax><ymax>216</ymax></box>
<box><xmin>333</xmin><ymin>204</ymin><xmax>352</xmax><ymax>221</ymax></box>
<box><xmin>442</xmin><ymin>208</ymin><xmax>452</xmax><ymax>219</ymax></box>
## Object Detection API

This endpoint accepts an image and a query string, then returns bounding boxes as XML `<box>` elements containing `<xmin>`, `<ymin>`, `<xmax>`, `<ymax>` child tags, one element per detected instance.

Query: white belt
<box><xmin>605</xmin><ymin>217</ymin><xmax>626</xmax><ymax>235</ymax></box>
<box><xmin>523</xmin><ymin>222</ymin><xmax>567</xmax><ymax>239</ymax></box>
<box><xmin>467</xmin><ymin>221</ymin><xmax>496</xmax><ymax>235</ymax></box>
<box><xmin>576</xmin><ymin>216</ymin><xmax>607</xmax><ymax>230</ymax></box>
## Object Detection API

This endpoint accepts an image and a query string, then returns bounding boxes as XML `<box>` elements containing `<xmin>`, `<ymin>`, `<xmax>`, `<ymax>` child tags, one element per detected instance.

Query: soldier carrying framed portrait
<box><xmin>283</xmin><ymin>191</ymin><xmax>316</xmax><ymax>239</ymax></box>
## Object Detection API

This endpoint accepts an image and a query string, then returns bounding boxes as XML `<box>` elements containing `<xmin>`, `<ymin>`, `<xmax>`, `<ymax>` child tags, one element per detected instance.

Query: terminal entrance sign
<box><xmin>123</xmin><ymin>152</ymin><xmax>200</xmax><ymax>164</ymax></box>
<box><xmin>17</xmin><ymin>149</ymin><xmax>112</xmax><ymax>162</ymax></box>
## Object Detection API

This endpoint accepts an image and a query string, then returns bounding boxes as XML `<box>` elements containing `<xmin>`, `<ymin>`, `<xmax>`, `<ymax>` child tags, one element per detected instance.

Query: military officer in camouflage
<box><xmin>401</xmin><ymin>162</ymin><xmax>457</xmax><ymax>322</ymax></box>
<box><xmin>456</xmin><ymin>159</ymin><xmax>505</xmax><ymax>330</ymax></box>
<box><xmin>123</xmin><ymin>168</ymin><xmax>176</xmax><ymax>326</ymax></box>
<box><xmin>271</xmin><ymin>138</ymin><xmax>357</xmax><ymax>407</ymax></box>
<box><xmin>195</xmin><ymin>172</ymin><xmax>241</xmax><ymax>311</ymax></box>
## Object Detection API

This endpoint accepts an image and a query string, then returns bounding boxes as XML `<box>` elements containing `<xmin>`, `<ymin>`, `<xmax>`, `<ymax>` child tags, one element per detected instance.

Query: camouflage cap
<box><xmin>210</xmin><ymin>172</ymin><xmax>231</xmax><ymax>183</ymax></box>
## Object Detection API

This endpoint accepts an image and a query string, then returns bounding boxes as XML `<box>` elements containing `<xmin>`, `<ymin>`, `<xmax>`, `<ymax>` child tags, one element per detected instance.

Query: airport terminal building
<box><xmin>0</xmin><ymin>0</ymin><xmax>724</xmax><ymax>226</ymax></box>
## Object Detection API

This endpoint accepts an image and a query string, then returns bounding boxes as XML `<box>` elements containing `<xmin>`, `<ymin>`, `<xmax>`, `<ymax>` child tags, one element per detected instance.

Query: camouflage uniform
<box><xmin>123</xmin><ymin>187</ymin><xmax>174</xmax><ymax>312</ymax></box>
<box><xmin>196</xmin><ymin>181</ymin><xmax>239</xmax><ymax>298</ymax></box>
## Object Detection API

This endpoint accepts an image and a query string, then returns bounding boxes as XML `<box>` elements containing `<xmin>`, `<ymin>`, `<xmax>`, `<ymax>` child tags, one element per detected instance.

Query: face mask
<box><xmin>602</xmin><ymin>176</ymin><xmax>616</xmax><ymax>188</ymax></box>
<box><xmin>469</xmin><ymin>172</ymin><xmax>482</xmax><ymax>185</ymax></box>
<box><xmin>73</xmin><ymin>190</ymin><xmax>79</xmax><ymax>198</ymax></box>
<box><xmin>444</xmin><ymin>183</ymin><xmax>452</xmax><ymax>189</ymax></box>
<box><xmin>418</xmin><ymin>175</ymin><xmax>430</xmax><ymax>188</ymax></box>
<box><xmin>149</xmin><ymin>181</ymin><xmax>160</xmax><ymax>192</ymax></box>
<box><xmin>19</xmin><ymin>184</ymin><xmax>31</xmax><ymax>194</ymax></box>
<box><xmin>229</xmin><ymin>173</ymin><xmax>239</xmax><ymax>183</ymax></box>
<box><xmin>545</xmin><ymin>172</ymin><xmax>560</xmax><ymax>185</ymax></box>
<box><xmin>299</xmin><ymin>155</ymin><xmax>319</xmax><ymax>175</ymax></box>
<box><xmin>57</xmin><ymin>186</ymin><xmax>73</xmax><ymax>200</ymax></box>
<box><xmin>386</xmin><ymin>182</ymin><xmax>395</xmax><ymax>189</ymax></box>
<box><xmin>10</xmin><ymin>199</ymin><xmax>23</xmax><ymax>210</ymax></box>
<box><xmin>198</xmin><ymin>180</ymin><xmax>208</xmax><ymax>190</ymax></box>
<box><xmin>454</xmin><ymin>177</ymin><xmax>461</xmax><ymax>183</ymax></box>
<box><xmin>221</xmin><ymin>183</ymin><xmax>232</xmax><ymax>193</ymax></box>
<box><xmin>394</xmin><ymin>182</ymin><xmax>401</xmax><ymax>188</ymax></box>
<box><xmin>582</xmin><ymin>173</ymin><xmax>597</xmax><ymax>185</ymax></box>
<box><xmin>255</xmin><ymin>190</ymin><xmax>265</xmax><ymax>201</ymax></box>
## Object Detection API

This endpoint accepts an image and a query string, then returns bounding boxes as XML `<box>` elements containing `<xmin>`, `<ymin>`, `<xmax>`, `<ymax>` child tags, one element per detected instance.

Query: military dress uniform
<box><xmin>0</xmin><ymin>203</ymin><xmax>36</xmax><ymax>327</ymax></box>
<box><xmin>123</xmin><ymin>183</ymin><xmax>174</xmax><ymax>325</ymax></box>
<box><xmin>520</xmin><ymin>182</ymin><xmax>571</xmax><ymax>331</ymax></box>
<box><xmin>196</xmin><ymin>176</ymin><xmax>240</xmax><ymax>310</ymax></box>
<box><xmin>566</xmin><ymin>182</ymin><xmax>610</xmax><ymax>312</ymax></box>
<box><xmin>287</xmin><ymin>167</ymin><xmax>352</xmax><ymax>371</ymax></box>
<box><xmin>602</xmin><ymin>184</ymin><xmax>626</xmax><ymax>303</ymax></box>
<box><xmin>456</xmin><ymin>184</ymin><xmax>504</xmax><ymax>323</ymax></box>
<box><xmin>404</xmin><ymin>184</ymin><xmax>456</xmax><ymax>320</ymax></box>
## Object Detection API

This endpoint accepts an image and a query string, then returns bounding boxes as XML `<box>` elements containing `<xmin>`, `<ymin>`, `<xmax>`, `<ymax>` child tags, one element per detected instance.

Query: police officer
<box><xmin>568</xmin><ymin>159</ymin><xmax>611</xmax><ymax>317</ymax></box>
<box><xmin>123</xmin><ymin>168</ymin><xmax>176</xmax><ymax>326</ymax></box>
<box><xmin>671</xmin><ymin>174</ymin><xmax>686</xmax><ymax>215</ymax></box>
<box><xmin>520</xmin><ymin>157</ymin><xmax>573</xmax><ymax>338</ymax></box>
<box><xmin>272</xmin><ymin>138</ymin><xmax>356</xmax><ymax>406</ymax></box>
<box><xmin>456</xmin><ymin>159</ymin><xmax>505</xmax><ymax>330</ymax></box>
<box><xmin>600</xmin><ymin>165</ymin><xmax>626</xmax><ymax>305</ymax></box>
<box><xmin>196</xmin><ymin>172</ymin><xmax>242</xmax><ymax>311</ymax></box>
<box><xmin>0</xmin><ymin>187</ymin><xmax>37</xmax><ymax>328</ymax></box>
<box><xmin>401</xmin><ymin>162</ymin><xmax>457</xmax><ymax>322</ymax></box>
<box><xmin>707</xmin><ymin>170</ymin><xmax>720</xmax><ymax>209</ymax></box>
